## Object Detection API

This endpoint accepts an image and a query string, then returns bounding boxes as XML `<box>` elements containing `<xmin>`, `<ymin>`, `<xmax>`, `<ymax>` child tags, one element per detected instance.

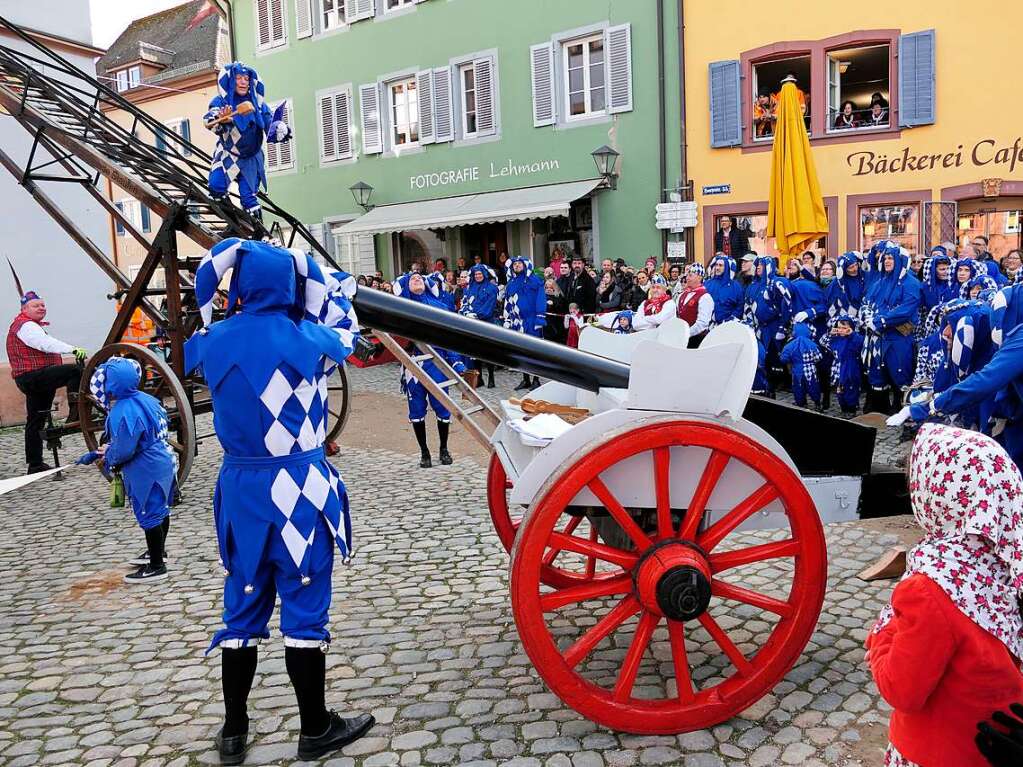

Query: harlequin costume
<box><xmin>704</xmin><ymin>255</ymin><xmax>744</xmax><ymax>325</ymax></box>
<box><xmin>821</xmin><ymin>317</ymin><xmax>864</xmax><ymax>415</ymax></box>
<box><xmin>78</xmin><ymin>357</ymin><xmax>177</xmax><ymax>582</ymax></box>
<box><xmin>867</xmin><ymin>424</ymin><xmax>1023</xmax><ymax>767</ymax></box>
<box><xmin>779</xmin><ymin>322</ymin><xmax>822</xmax><ymax>409</ymax></box>
<box><xmin>504</xmin><ymin>256</ymin><xmax>546</xmax><ymax>389</ymax></box>
<box><xmin>394</xmin><ymin>272</ymin><xmax>467</xmax><ymax>467</ymax></box>
<box><xmin>825</xmin><ymin>251</ymin><xmax>866</xmax><ymax>321</ymax></box>
<box><xmin>184</xmin><ymin>237</ymin><xmax>373</xmax><ymax>763</ymax></box>
<box><xmin>743</xmin><ymin>256</ymin><xmax>792</xmax><ymax>377</ymax></box>
<box><xmin>204</xmin><ymin>62</ymin><xmax>292</xmax><ymax>218</ymax></box>
<box><xmin>458</xmin><ymin>264</ymin><xmax>499</xmax><ymax>388</ymax></box>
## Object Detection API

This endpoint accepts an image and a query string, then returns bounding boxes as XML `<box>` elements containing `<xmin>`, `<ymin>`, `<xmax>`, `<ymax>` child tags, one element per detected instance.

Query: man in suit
<box><xmin>714</xmin><ymin>216</ymin><xmax>750</xmax><ymax>259</ymax></box>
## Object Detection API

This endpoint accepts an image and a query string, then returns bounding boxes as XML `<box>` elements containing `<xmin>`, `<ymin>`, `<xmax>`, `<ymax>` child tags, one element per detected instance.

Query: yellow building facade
<box><xmin>685</xmin><ymin>0</ymin><xmax>1023</xmax><ymax>265</ymax></box>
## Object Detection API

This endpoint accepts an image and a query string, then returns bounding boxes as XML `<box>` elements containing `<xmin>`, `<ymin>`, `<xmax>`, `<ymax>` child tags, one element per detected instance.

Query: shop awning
<box><xmin>335</xmin><ymin>178</ymin><xmax>603</xmax><ymax>236</ymax></box>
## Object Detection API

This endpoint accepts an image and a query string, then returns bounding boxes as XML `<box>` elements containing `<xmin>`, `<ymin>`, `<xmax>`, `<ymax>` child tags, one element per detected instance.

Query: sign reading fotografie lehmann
<box><xmin>410</xmin><ymin>158</ymin><xmax>561</xmax><ymax>190</ymax></box>
<box><xmin>846</xmin><ymin>137</ymin><xmax>1023</xmax><ymax>176</ymax></box>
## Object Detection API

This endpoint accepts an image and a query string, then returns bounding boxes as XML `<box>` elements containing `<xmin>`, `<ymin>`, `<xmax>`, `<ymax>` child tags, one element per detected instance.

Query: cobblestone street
<box><xmin>0</xmin><ymin>364</ymin><xmax>908</xmax><ymax>767</ymax></box>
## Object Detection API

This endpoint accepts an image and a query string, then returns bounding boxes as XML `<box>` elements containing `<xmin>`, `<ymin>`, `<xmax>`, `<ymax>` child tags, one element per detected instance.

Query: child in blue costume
<box><xmin>826</xmin><ymin>251</ymin><xmax>866</xmax><ymax>321</ymax></box>
<box><xmin>743</xmin><ymin>255</ymin><xmax>792</xmax><ymax>385</ymax></box>
<box><xmin>504</xmin><ymin>256</ymin><xmax>547</xmax><ymax>390</ymax></box>
<box><xmin>185</xmin><ymin>238</ymin><xmax>374</xmax><ymax>764</ymax></box>
<box><xmin>822</xmin><ymin>317</ymin><xmax>864</xmax><ymax>415</ymax></box>
<box><xmin>613</xmin><ymin>310</ymin><xmax>635</xmax><ymax>334</ymax></box>
<box><xmin>860</xmin><ymin>242</ymin><xmax>921</xmax><ymax>414</ymax></box>
<box><xmin>458</xmin><ymin>263</ymin><xmax>499</xmax><ymax>388</ymax></box>
<box><xmin>394</xmin><ymin>272</ymin><xmax>468</xmax><ymax>467</ymax></box>
<box><xmin>704</xmin><ymin>255</ymin><xmax>744</xmax><ymax>324</ymax></box>
<box><xmin>780</xmin><ymin>322</ymin><xmax>823</xmax><ymax>409</ymax></box>
<box><xmin>204</xmin><ymin>63</ymin><xmax>292</xmax><ymax>219</ymax></box>
<box><xmin>78</xmin><ymin>357</ymin><xmax>177</xmax><ymax>583</ymax></box>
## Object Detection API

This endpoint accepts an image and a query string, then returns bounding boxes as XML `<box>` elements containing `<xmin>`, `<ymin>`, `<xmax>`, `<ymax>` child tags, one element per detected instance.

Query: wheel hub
<box><xmin>634</xmin><ymin>540</ymin><xmax>712</xmax><ymax>622</ymax></box>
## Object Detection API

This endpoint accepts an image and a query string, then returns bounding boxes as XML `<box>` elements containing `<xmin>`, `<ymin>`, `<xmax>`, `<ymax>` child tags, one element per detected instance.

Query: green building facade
<box><xmin>231</xmin><ymin>0</ymin><xmax>683</xmax><ymax>276</ymax></box>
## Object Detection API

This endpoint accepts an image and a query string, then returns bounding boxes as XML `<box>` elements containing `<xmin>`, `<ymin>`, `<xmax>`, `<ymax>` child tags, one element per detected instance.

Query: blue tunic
<box><xmin>826</xmin><ymin>251</ymin><xmax>866</xmax><ymax>321</ymax></box>
<box><xmin>459</xmin><ymin>264</ymin><xmax>498</xmax><ymax>322</ymax></box>
<box><xmin>504</xmin><ymin>257</ymin><xmax>547</xmax><ymax>337</ymax></box>
<box><xmin>704</xmin><ymin>256</ymin><xmax>744</xmax><ymax>324</ymax></box>
<box><xmin>743</xmin><ymin>256</ymin><xmax>791</xmax><ymax>366</ymax></box>
<box><xmin>860</xmin><ymin>246</ymin><xmax>921</xmax><ymax>389</ymax></box>
<box><xmin>780</xmin><ymin>323</ymin><xmax>822</xmax><ymax>407</ymax></box>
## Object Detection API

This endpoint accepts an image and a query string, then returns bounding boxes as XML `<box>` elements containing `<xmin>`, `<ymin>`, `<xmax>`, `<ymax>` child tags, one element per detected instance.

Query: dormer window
<box><xmin>113</xmin><ymin>65</ymin><xmax>142</xmax><ymax>92</ymax></box>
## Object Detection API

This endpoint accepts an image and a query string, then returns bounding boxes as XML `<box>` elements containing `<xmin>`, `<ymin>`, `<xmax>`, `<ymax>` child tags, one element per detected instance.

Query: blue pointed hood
<box><xmin>506</xmin><ymin>256</ymin><xmax>535</xmax><ymax>282</ymax></box>
<box><xmin>216</xmin><ymin>61</ymin><xmax>265</xmax><ymax>129</ymax></box>
<box><xmin>706</xmin><ymin>255</ymin><xmax>737</xmax><ymax>285</ymax></box>
<box><xmin>865</xmin><ymin>242</ymin><xmax>911</xmax><ymax>309</ymax></box>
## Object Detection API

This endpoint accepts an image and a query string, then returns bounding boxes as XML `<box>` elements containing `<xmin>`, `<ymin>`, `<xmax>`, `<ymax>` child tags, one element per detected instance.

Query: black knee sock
<box><xmin>144</xmin><ymin>525</ymin><xmax>165</xmax><ymax>570</ymax></box>
<box><xmin>161</xmin><ymin>516</ymin><xmax>170</xmax><ymax>554</ymax></box>
<box><xmin>437</xmin><ymin>420</ymin><xmax>450</xmax><ymax>451</ymax></box>
<box><xmin>285</xmin><ymin>646</ymin><xmax>329</xmax><ymax>736</ymax></box>
<box><xmin>411</xmin><ymin>420</ymin><xmax>429</xmax><ymax>456</ymax></box>
<box><xmin>222</xmin><ymin>646</ymin><xmax>257</xmax><ymax>737</ymax></box>
<box><xmin>890</xmin><ymin>386</ymin><xmax>904</xmax><ymax>413</ymax></box>
<box><xmin>486</xmin><ymin>363</ymin><xmax>495</xmax><ymax>382</ymax></box>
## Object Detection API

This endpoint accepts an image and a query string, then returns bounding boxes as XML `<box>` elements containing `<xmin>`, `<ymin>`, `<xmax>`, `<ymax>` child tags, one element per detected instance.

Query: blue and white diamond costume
<box><xmin>86</xmin><ymin>357</ymin><xmax>177</xmax><ymax>530</ymax></box>
<box><xmin>185</xmin><ymin>238</ymin><xmax>354</xmax><ymax>652</ymax></box>
<box><xmin>204</xmin><ymin>63</ymin><xmax>291</xmax><ymax>216</ymax></box>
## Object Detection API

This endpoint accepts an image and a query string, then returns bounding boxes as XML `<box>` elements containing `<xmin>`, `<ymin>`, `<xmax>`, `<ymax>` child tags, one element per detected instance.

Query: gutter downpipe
<box><xmin>656</xmin><ymin>0</ymin><xmax>668</xmax><ymax>260</ymax></box>
<box><xmin>677</xmin><ymin>0</ymin><xmax>693</xmax><ymax>262</ymax></box>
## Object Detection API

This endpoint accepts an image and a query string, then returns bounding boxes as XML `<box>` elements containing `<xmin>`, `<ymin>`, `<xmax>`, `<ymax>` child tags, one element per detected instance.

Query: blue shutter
<box><xmin>141</xmin><ymin>205</ymin><xmax>151</xmax><ymax>233</ymax></box>
<box><xmin>114</xmin><ymin>202</ymin><xmax>125</xmax><ymax>235</ymax></box>
<box><xmin>898</xmin><ymin>30</ymin><xmax>935</xmax><ymax>127</ymax></box>
<box><xmin>709</xmin><ymin>60</ymin><xmax>742</xmax><ymax>148</ymax></box>
<box><xmin>181</xmin><ymin>119</ymin><xmax>191</xmax><ymax>156</ymax></box>
<box><xmin>154</xmin><ymin>128</ymin><xmax>166</xmax><ymax>154</ymax></box>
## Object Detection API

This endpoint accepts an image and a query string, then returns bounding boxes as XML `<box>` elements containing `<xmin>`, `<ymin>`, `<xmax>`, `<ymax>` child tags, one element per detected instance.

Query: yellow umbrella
<box><xmin>767</xmin><ymin>79</ymin><xmax>828</xmax><ymax>256</ymax></box>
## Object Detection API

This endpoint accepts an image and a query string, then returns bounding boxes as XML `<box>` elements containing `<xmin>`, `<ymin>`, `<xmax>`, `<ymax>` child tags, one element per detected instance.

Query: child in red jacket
<box><xmin>867</xmin><ymin>423</ymin><xmax>1023</xmax><ymax>767</ymax></box>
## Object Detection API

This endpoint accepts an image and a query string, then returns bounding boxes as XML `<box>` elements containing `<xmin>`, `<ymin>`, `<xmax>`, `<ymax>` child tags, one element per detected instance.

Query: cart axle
<box><xmin>633</xmin><ymin>540</ymin><xmax>712</xmax><ymax>622</ymax></box>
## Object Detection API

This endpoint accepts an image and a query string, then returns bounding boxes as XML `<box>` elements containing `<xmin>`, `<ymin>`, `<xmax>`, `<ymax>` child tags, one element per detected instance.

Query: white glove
<box><xmin>273</xmin><ymin>122</ymin><xmax>292</xmax><ymax>142</ymax></box>
<box><xmin>886</xmin><ymin>406</ymin><xmax>911</xmax><ymax>427</ymax></box>
<box><xmin>792</xmin><ymin>311</ymin><xmax>808</xmax><ymax>323</ymax></box>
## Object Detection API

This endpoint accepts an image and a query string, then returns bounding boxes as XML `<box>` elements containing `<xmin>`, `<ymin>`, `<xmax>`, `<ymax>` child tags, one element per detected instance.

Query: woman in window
<box><xmin>833</xmin><ymin>100</ymin><xmax>858</xmax><ymax>130</ymax></box>
<box><xmin>868</xmin><ymin>93</ymin><xmax>889</xmax><ymax>128</ymax></box>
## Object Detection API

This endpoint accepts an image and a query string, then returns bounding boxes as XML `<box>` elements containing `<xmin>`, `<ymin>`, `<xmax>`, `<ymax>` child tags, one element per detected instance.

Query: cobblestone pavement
<box><xmin>0</xmin><ymin>362</ymin><xmax>904</xmax><ymax>767</ymax></box>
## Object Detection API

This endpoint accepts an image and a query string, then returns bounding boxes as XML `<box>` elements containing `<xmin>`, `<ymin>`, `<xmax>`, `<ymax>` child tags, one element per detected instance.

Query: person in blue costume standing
<box><xmin>826</xmin><ymin>251</ymin><xmax>866</xmax><ymax>321</ymax></box>
<box><xmin>965</xmin><ymin>273</ymin><xmax>1000</xmax><ymax>300</ymax></box>
<box><xmin>204</xmin><ymin>63</ymin><xmax>292</xmax><ymax>219</ymax></box>
<box><xmin>821</xmin><ymin>317</ymin><xmax>864</xmax><ymax>415</ymax></box>
<box><xmin>185</xmin><ymin>238</ymin><xmax>374</xmax><ymax>764</ymax></box>
<box><xmin>743</xmin><ymin>255</ymin><xmax>792</xmax><ymax>386</ymax></box>
<box><xmin>77</xmin><ymin>357</ymin><xmax>177</xmax><ymax>583</ymax></box>
<box><xmin>393</xmin><ymin>272</ymin><xmax>468</xmax><ymax>467</ymax></box>
<box><xmin>504</xmin><ymin>256</ymin><xmax>546</xmax><ymax>390</ymax></box>
<box><xmin>780</xmin><ymin>322</ymin><xmax>823</xmax><ymax>409</ymax></box>
<box><xmin>953</xmin><ymin>258</ymin><xmax>984</xmax><ymax>298</ymax></box>
<box><xmin>937</xmin><ymin>299</ymin><xmax>996</xmax><ymax>432</ymax></box>
<box><xmin>860</xmin><ymin>242</ymin><xmax>922</xmax><ymax>414</ymax></box>
<box><xmin>458</xmin><ymin>263</ymin><xmax>499</xmax><ymax>388</ymax></box>
<box><xmin>704</xmin><ymin>255</ymin><xmax>744</xmax><ymax>325</ymax></box>
<box><xmin>897</xmin><ymin>284</ymin><xmax>1023</xmax><ymax>470</ymax></box>
<box><xmin>921</xmin><ymin>247</ymin><xmax>957</xmax><ymax>314</ymax></box>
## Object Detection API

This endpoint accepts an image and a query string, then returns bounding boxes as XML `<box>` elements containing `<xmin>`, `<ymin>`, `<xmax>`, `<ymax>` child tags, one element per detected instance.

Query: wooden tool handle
<box><xmin>207</xmin><ymin>100</ymin><xmax>255</xmax><ymax>126</ymax></box>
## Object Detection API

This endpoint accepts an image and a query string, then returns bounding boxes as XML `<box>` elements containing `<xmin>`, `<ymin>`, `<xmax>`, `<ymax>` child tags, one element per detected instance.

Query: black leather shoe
<box><xmin>27</xmin><ymin>463</ymin><xmax>52</xmax><ymax>474</ymax></box>
<box><xmin>297</xmin><ymin>711</ymin><xmax>375</xmax><ymax>761</ymax></box>
<box><xmin>439</xmin><ymin>449</ymin><xmax>453</xmax><ymax>465</ymax></box>
<box><xmin>215</xmin><ymin>727</ymin><xmax>248</xmax><ymax>766</ymax></box>
<box><xmin>419</xmin><ymin>454</ymin><xmax>432</xmax><ymax>468</ymax></box>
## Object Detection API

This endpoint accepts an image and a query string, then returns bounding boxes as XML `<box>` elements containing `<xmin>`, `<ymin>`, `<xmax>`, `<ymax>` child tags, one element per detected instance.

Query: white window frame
<box><xmin>320</xmin><ymin>0</ymin><xmax>345</xmax><ymax>31</ymax></box>
<box><xmin>388</xmin><ymin>76</ymin><xmax>419</xmax><ymax>149</ymax></box>
<box><xmin>255</xmin><ymin>0</ymin><xmax>289</xmax><ymax>52</ymax></box>
<box><xmin>561</xmin><ymin>33</ymin><xmax>606</xmax><ymax>122</ymax></box>
<box><xmin>824</xmin><ymin>43</ymin><xmax>892</xmax><ymax>136</ymax></box>
<box><xmin>115</xmin><ymin>198</ymin><xmax>143</xmax><ymax>234</ymax></box>
<box><xmin>384</xmin><ymin>0</ymin><xmax>414</xmax><ymax>12</ymax></box>
<box><xmin>114</xmin><ymin>65</ymin><xmax>141</xmax><ymax>92</ymax></box>
<box><xmin>163</xmin><ymin>117</ymin><xmax>191</xmax><ymax>157</ymax></box>
<box><xmin>459</xmin><ymin>62</ymin><xmax>477</xmax><ymax>138</ymax></box>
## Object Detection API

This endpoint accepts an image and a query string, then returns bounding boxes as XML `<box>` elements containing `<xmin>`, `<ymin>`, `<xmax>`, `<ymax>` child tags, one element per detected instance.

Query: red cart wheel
<box><xmin>510</xmin><ymin>420</ymin><xmax>826</xmax><ymax>734</ymax></box>
<box><xmin>488</xmin><ymin>453</ymin><xmax>620</xmax><ymax>590</ymax></box>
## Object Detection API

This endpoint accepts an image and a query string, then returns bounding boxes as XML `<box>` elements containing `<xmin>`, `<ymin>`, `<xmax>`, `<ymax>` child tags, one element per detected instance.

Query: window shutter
<box><xmin>606</xmin><ymin>23</ymin><xmax>633</xmax><ymax>114</ymax></box>
<box><xmin>417</xmin><ymin>69</ymin><xmax>435</xmax><ymax>144</ymax></box>
<box><xmin>359</xmin><ymin>83</ymin><xmax>383</xmax><ymax>154</ymax></box>
<box><xmin>357</xmin><ymin>234</ymin><xmax>376</xmax><ymax>275</ymax></box>
<box><xmin>269</xmin><ymin>0</ymin><xmax>286</xmax><ymax>44</ymax></box>
<box><xmin>432</xmin><ymin>66</ymin><xmax>453</xmax><ymax>142</ymax></box>
<box><xmin>530</xmin><ymin>42</ymin><xmax>555</xmax><ymax>127</ymax></box>
<box><xmin>255</xmin><ymin>0</ymin><xmax>271</xmax><ymax>47</ymax></box>
<box><xmin>350</xmin><ymin>0</ymin><xmax>374</xmax><ymax>22</ymax></box>
<box><xmin>335</xmin><ymin>91</ymin><xmax>352</xmax><ymax>158</ymax></box>
<box><xmin>474</xmin><ymin>57</ymin><xmax>495</xmax><ymax>135</ymax></box>
<box><xmin>276</xmin><ymin>100</ymin><xmax>294</xmax><ymax>169</ymax></box>
<box><xmin>114</xmin><ymin>202</ymin><xmax>125</xmax><ymax>235</ymax></box>
<box><xmin>154</xmin><ymin>128</ymin><xmax>167</xmax><ymax>154</ymax></box>
<box><xmin>319</xmin><ymin>93</ymin><xmax>337</xmax><ymax>161</ymax></box>
<box><xmin>180</xmin><ymin>118</ymin><xmax>191</xmax><ymax>156</ymax></box>
<box><xmin>295</xmin><ymin>0</ymin><xmax>312</xmax><ymax>38</ymax></box>
<box><xmin>708</xmin><ymin>59</ymin><xmax>742</xmax><ymax>147</ymax></box>
<box><xmin>141</xmin><ymin>204</ymin><xmax>151</xmax><ymax>233</ymax></box>
<box><xmin>899</xmin><ymin>29</ymin><xmax>936</xmax><ymax>127</ymax></box>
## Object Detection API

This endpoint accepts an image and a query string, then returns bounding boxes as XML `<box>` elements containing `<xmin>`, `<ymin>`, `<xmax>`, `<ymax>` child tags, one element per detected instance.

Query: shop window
<box><xmin>859</xmin><ymin>204</ymin><xmax>919</xmax><ymax>255</ymax></box>
<box><xmin>321</xmin><ymin>0</ymin><xmax>345</xmax><ymax>30</ymax></box>
<box><xmin>389</xmin><ymin>77</ymin><xmax>419</xmax><ymax>147</ymax></box>
<box><xmin>957</xmin><ymin>211</ymin><xmax>1023</xmax><ymax>263</ymax></box>
<box><xmin>827</xmin><ymin>44</ymin><xmax>890</xmax><ymax>132</ymax></box>
<box><xmin>714</xmin><ymin>212</ymin><xmax>827</xmax><ymax>262</ymax></box>
<box><xmin>460</xmin><ymin>63</ymin><xmax>477</xmax><ymax>137</ymax></box>
<box><xmin>751</xmin><ymin>56</ymin><xmax>810</xmax><ymax>141</ymax></box>
<box><xmin>563</xmin><ymin>33</ymin><xmax>606</xmax><ymax>120</ymax></box>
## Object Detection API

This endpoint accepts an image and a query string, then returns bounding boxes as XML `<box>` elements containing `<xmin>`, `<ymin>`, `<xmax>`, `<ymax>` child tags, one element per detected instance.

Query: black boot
<box><xmin>890</xmin><ymin>386</ymin><xmax>904</xmax><ymax>414</ymax></box>
<box><xmin>217</xmin><ymin>646</ymin><xmax>257</xmax><ymax>765</ymax></box>
<box><xmin>514</xmin><ymin>373</ymin><xmax>532</xmax><ymax>391</ymax></box>
<box><xmin>530</xmin><ymin>376</ymin><xmax>541</xmax><ymax>390</ymax></box>
<box><xmin>411</xmin><ymin>421</ymin><xmax>431</xmax><ymax>468</ymax></box>
<box><xmin>486</xmin><ymin>364</ymin><xmax>496</xmax><ymax>389</ymax></box>
<box><xmin>437</xmin><ymin>421</ymin><xmax>452</xmax><ymax>465</ymax></box>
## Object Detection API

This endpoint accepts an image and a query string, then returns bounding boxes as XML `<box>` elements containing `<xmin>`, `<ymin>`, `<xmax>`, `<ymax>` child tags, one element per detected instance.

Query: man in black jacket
<box><xmin>714</xmin><ymin>216</ymin><xmax>750</xmax><ymax>260</ymax></box>
<box><xmin>557</xmin><ymin>255</ymin><xmax>597</xmax><ymax>314</ymax></box>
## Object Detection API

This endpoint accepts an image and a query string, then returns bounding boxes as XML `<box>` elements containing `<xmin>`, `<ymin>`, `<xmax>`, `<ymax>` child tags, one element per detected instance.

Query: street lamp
<box><xmin>591</xmin><ymin>145</ymin><xmax>620</xmax><ymax>190</ymax></box>
<box><xmin>350</xmin><ymin>181</ymin><xmax>374</xmax><ymax>211</ymax></box>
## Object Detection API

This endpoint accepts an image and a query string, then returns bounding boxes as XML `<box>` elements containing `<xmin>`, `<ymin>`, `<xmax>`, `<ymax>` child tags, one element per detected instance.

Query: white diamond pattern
<box><xmin>301</xmin><ymin>466</ymin><xmax>331</xmax><ymax>510</ymax></box>
<box><xmin>260</xmin><ymin>370</ymin><xmax>293</xmax><ymax>418</ymax></box>
<box><xmin>270</xmin><ymin>470</ymin><xmax>301</xmax><ymax>519</ymax></box>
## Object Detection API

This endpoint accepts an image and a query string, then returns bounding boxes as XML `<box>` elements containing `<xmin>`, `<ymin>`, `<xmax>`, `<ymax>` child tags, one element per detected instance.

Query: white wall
<box><xmin>0</xmin><ymin>11</ymin><xmax>114</xmax><ymax>360</ymax></box>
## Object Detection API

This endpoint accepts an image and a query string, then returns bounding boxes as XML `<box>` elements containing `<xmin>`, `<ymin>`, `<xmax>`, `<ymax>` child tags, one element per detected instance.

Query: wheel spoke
<box><xmin>709</xmin><ymin>539</ymin><xmax>800</xmax><ymax>573</ymax></box>
<box><xmin>612</xmin><ymin>611</ymin><xmax>659</xmax><ymax>702</ymax></box>
<box><xmin>544</xmin><ymin>529</ymin><xmax>639</xmax><ymax>570</ymax></box>
<box><xmin>585</xmin><ymin>525</ymin><xmax>598</xmax><ymax>579</ymax></box>
<box><xmin>667</xmin><ymin>620</ymin><xmax>695</xmax><ymax>703</ymax></box>
<box><xmin>328</xmin><ymin>409</ymin><xmax>342</xmax><ymax>419</ymax></box>
<box><xmin>542</xmin><ymin>516</ymin><xmax>583</xmax><ymax>566</ymax></box>
<box><xmin>588</xmin><ymin>477</ymin><xmax>652</xmax><ymax>551</ymax></box>
<box><xmin>697</xmin><ymin>482</ymin><xmax>779</xmax><ymax>552</ymax></box>
<box><xmin>678</xmin><ymin>450</ymin><xmax>730</xmax><ymax>540</ymax></box>
<box><xmin>698</xmin><ymin>612</ymin><xmax>753</xmax><ymax>676</ymax></box>
<box><xmin>540</xmin><ymin>574</ymin><xmax>633</xmax><ymax>612</ymax></box>
<box><xmin>653</xmin><ymin>447</ymin><xmax>673</xmax><ymax>538</ymax></box>
<box><xmin>712</xmin><ymin>580</ymin><xmax>794</xmax><ymax>618</ymax></box>
<box><xmin>562</xmin><ymin>594</ymin><xmax>641</xmax><ymax>668</ymax></box>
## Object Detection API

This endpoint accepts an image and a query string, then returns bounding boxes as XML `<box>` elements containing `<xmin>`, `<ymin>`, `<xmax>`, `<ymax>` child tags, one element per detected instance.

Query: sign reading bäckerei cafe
<box><xmin>410</xmin><ymin>158</ymin><xmax>561</xmax><ymax>190</ymax></box>
<box><xmin>846</xmin><ymin>137</ymin><xmax>1023</xmax><ymax>176</ymax></box>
